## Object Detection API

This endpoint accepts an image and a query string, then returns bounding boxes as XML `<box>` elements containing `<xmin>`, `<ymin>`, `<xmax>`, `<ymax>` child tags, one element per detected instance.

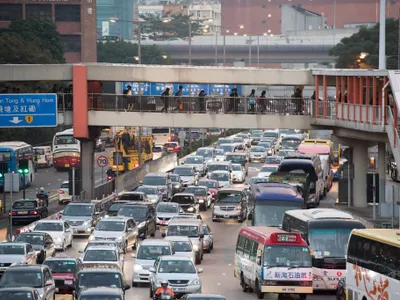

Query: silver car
<box><xmin>0</xmin><ymin>243</ymin><xmax>37</xmax><ymax>276</ymax></box>
<box><xmin>156</xmin><ymin>202</ymin><xmax>180</xmax><ymax>232</ymax></box>
<box><xmin>149</xmin><ymin>256</ymin><xmax>203</xmax><ymax>297</ymax></box>
<box><xmin>79</xmin><ymin>240</ymin><xmax>121</xmax><ymax>260</ymax></box>
<box><xmin>183</xmin><ymin>156</ymin><xmax>207</xmax><ymax>176</ymax></box>
<box><xmin>249</xmin><ymin>146</ymin><xmax>267</xmax><ymax>162</ymax></box>
<box><xmin>164</xmin><ymin>236</ymin><xmax>196</xmax><ymax>265</ymax></box>
<box><xmin>88</xmin><ymin>217</ymin><xmax>138</xmax><ymax>253</ymax></box>
<box><xmin>61</xmin><ymin>203</ymin><xmax>102</xmax><ymax>236</ymax></box>
<box><xmin>136</xmin><ymin>186</ymin><xmax>163</xmax><ymax>204</ymax></box>
<box><xmin>82</xmin><ymin>245</ymin><xmax>124</xmax><ymax>271</ymax></box>
<box><xmin>131</xmin><ymin>239</ymin><xmax>175</xmax><ymax>285</ymax></box>
<box><xmin>209</xmin><ymin>171</ymin><xmax>231</xmax><ymax>188</ymax></box>
<box><xmin>201</xmin><ymin>224</ymin><xmax>214</xmax><ymax>253</ymax></box>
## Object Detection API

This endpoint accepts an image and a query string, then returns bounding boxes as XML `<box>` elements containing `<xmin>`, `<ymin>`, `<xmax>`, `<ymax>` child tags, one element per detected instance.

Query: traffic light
<box><xmin>68</xmin><ymin>167</ymin><xmax>82</xmax><ymax>196</ymax></box>
<box><xmin>0</xmin><ymin>162</ymin><xmax>7</xmax><ymax>178</ymax></box>
<box><xmin>18</xmin><ymin>159</ymin><xmax>29</xmax><ymax>174</ymax></box>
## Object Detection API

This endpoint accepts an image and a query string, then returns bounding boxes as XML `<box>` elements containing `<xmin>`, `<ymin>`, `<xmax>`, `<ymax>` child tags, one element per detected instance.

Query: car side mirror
<box><xmin>123</xmin><ymin>284</ymin><xmax>131</xmax><ymax>291</ymax></box>
<box><xmin>161</xmin><ymin>233</ymin><xmax>166</xmax><ymax>238</ymax></box>
<box><xmin>45</xmin><ymin>280</ymin><xmax>53</xmax><ymax>287</ymax></box>
<box><xmin>139</xmin><ymin>181</ymin><xmax>143</xmax><ymax>185</ymax></box>
<box><xmin>199</xmin><ymin>234</ymin><xmax>204</xmax><ymax>239</ymax></box>
<box><xmin>149</xmin><ymin>267</ymin><xmax>156</xmax><ymax>273</ymax></box>
<box><xmin>248</xmin><ymin>211</ymin><xmax>253</xmax><ymax>221</ymax></box>
<box><xmin>197</xmin><ymin>268</ymin><xmax>204</xmax><ymax>273</ymax></box>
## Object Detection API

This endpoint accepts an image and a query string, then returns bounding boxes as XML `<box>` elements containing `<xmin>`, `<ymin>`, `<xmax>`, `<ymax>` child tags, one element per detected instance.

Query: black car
<box><xmin>105</xmin><ymin>201</ymin><xmax>129</xmax><ymax>217</ymax></box>
<box><xmin>10</xmin><ymin>199</ymin><xmax>48</xmax><ymax>225</ymax></box>
<box><xmin>0</xmin><ymin>287</ymin><xmax>41</xmax><ymax>299</ymax></box>
<box><xmin>117</xmin><ymin>202</ymin><xmax>156</xmax><ymax>238</ymax></box>
<box><xmin>14</xmin><ymin>232</ymin><xmax>55</xmax><ymax>264</ymax></box>
<box><xmin>78</xmin><ymin>286</ymin><xmax>125</xmax><ymax>300</ymax></box>
<box><xmin>170</xmin><ymin>174</ymin><xmax>183</xmax><ymax>194</ymax></box>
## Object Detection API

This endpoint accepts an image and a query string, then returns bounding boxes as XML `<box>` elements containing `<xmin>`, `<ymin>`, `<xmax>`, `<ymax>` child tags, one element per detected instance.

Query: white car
<box><xmin>58</xmin><ymin>181</ymin><xmax>72</xmax><ymax>204</ymax></box>
<box><xmin>209</xmin><ymin>170</ymin><xmax>232</xmax><ymax>188</ymax></box>
<box><xmin>33</xmin><ymin>220</ymin><xmax>73</xmax><ymax>251</ymax></box>
<box><xmin>183</xmin><ymin>155</ymin><xmax>207</xmax><ymax>176</ymax></box>
<box><xmin>249</xmin><ymin>146</ymin><xmax>267</xmax><ymax>162</ymax></box>
<box><xmin>82</xmin><ymin>245</ymin><xmax>124</xmax><ymax>271</ymax></box>
<box><xmin>231</xmin><ymin>163</ymin><xmax>245</xmax><ymax>183</ymax></box>
<box><xmin>164</xmin><ymin>236</ymin><xmax>196</xmax><ymax>265</ymax></box>
<box><xmin>152</xmin><ymin>145</ymin><xmax>164</xmax><ymax>160</ymax></box>
<box><xmin>258</xmin><ymin>164</ymin><xmax>279</xmax><ymax>178</ymax></box>
<box><xmin>214</xmin><ymin>149</ymin><xmax>226</xmax><ymax>161</ymax></box>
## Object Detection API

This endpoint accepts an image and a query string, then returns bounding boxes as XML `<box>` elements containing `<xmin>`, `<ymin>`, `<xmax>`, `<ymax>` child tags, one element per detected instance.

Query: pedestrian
<box><xmin>174</xmin><ymin>85</ymin><xmax>184</xmax><ymax>111</ymax></box>
<box><xmin>259</xmin><ymin>90</ymin><xmax>267</xmax><ymax>113</ymax></box>
<box><xmin>229</xmin><ymin>88</ymin><xmax>239</xmax><ymax>113</ymax></box>
<box><xmin>161</xmin><ymin>88</ymin><xmax>170</xmax><ymax>112</ymax></box>
<box><xmin>292</xmin><ymin>87</ymin><xmax>303</xmax><ymax>115</ymax></box>
<box><xmin>123</xmin><ymin>85</ymin><xmax>133</xmax><ymax>111</ymax></box>
<box><xmin>198</xmin><ymin>90</ymin><xmax>206</xmax><ymax>112</ymax></box>
<box><xmin>248</xmin><ymin>89</ymin><xmax>256</xmax><ymax>114</ymax></box>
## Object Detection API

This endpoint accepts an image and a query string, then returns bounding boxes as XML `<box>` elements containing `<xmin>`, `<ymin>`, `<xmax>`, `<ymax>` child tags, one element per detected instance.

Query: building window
<box><xmin>0</xmin><ymin>4</ymin><xmax>23</xmax><ymax>21</ymax></box>
<box><xmin>26</xmin><ymin>4</ymin><xmax>52</xmax><ymax>21</ymax></box>
<box><xmin>61</xmin><ymin>35</ymin><xmax>81</xmax><ymax>52</ymax></box>
<box><xmin>55</xmin><ymin>5</ymin><xmax>81</xmax><ymax>22</ymax></box>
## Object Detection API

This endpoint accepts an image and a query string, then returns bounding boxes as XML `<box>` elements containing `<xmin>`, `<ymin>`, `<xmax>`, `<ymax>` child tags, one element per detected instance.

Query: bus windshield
<box><xmin>253</xmin><ymin>201</ymin><xmax>303</xmax><ymax>227</ymax></box>
<box><xmin>264</xmin><ymin>245</ymin><xmax>312</xmax><ymax>268</ymax></box>
<box><xmin>282</xmin><ymin>138</ymin><xmax>302</xmax><ymax>149</ymax></box>
<box><xmin>309</xmin><ymin>228</ymin><xmax>355</xmax><ymax>258</ymax></box>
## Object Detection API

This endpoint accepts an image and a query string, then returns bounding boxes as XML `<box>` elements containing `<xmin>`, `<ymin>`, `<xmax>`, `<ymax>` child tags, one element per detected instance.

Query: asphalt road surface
<box><xmin>55</xmin><ymin>161</ymin><xmax>338</xmax><ymax>300</ymax></box>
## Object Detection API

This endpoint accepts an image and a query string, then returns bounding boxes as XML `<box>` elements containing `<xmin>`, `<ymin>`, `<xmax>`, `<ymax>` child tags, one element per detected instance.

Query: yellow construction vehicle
<box><xmin>109</xmin><ymin>130</ymin><xmax>153</xmax><ymax>174</ymax></box>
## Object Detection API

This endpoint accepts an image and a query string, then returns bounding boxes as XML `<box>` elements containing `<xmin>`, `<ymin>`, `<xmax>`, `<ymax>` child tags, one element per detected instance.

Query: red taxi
<box><xmin>163</xmin><ymin>142</ymin><xmax>181</xmax><ymax>154</ymax></box>
<box><xmin>43</xmin><ymin>255</ymin><xmax>81</xmax><ymax>295</ymax></box>
<box><xmin>198</xmin><ymin>179</ymin><xmax>219</xmax><ymax>201</ymax></box>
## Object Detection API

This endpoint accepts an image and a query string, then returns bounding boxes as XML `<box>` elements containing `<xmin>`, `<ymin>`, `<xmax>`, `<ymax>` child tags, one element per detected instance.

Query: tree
<box><xmin>97</xmin><ymin>40</ymin><xmax>170</xmax><ymax>64</ymax></box>
<box><xmin>329</xmin><ymin>18</ymin><xmax>399</xmax><ymax>69</ymax></box>
<box><xmin>139</xmin><ymin>12</ymin><xmax>201</xmax><ymax>40</ymax></box>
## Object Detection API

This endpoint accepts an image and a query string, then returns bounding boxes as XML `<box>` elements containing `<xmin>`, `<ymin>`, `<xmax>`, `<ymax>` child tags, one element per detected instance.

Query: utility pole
<box><xmin>189</xmin><ymin>19</ymin><xmax>192</xmax><ymax>65</ymax></box>
<box><xmin>379</xmin><ymin>0</ymin><xmax>386</xmax><ymax>69</ymax></box>
<box><xmin>215</xmin><ymin>32</ymin><xmax>218</xmax><ymax>65</ymax></box>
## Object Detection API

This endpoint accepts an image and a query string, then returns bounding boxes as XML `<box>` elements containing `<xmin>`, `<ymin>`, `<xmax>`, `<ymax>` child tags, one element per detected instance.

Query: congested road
<box><xmin>55</xmin><ymin>161</ymin><xmax>338</xmax><ymax>300</ymax></box>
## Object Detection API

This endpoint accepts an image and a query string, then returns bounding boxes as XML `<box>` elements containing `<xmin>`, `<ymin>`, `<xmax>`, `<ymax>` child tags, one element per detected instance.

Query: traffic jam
<box><xmin>0</xmin><ymin>129</ymin><xmax>380</xmax><ymax>300</ymax></box>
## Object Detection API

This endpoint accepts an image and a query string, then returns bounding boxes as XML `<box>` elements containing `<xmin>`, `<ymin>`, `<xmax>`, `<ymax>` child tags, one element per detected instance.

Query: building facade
<box><xmin>97</xmin><ymin>0</ymin><xmax>134</xmax><ymax>40</ymax></box>
<box><xmin>0</xmin><ymin>0</ymin><xmax>97</xmax><ymax>63</ymax></box>
<box><xmin>221</xmin><ymin>0</ymin><xmax>399</xmax><ymax>36</ymax></box>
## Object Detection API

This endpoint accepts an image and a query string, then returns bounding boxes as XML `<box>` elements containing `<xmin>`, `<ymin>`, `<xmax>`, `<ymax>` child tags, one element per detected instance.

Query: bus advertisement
<box><xmin>0</xmin><ymin>142</ymin><xmax>36</xmax><ymax>189</ymax></box>
<box><xmin>234</xmin><ymin>227</ymin><xmax>313</xmax><ymax>300</ymax></box>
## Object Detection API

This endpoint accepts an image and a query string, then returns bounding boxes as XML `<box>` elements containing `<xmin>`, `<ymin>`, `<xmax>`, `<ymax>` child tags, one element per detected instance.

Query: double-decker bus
<box><xmin>52</xmin><ymin>129</ymin><xmax>81</xmax><ymax>170</ymax></box>
<box><xmin>282</xmin><ymin>208</ymin><xmax>365</xmax><ymax>291</ymax></box>
<box><xmin>234</xmin><ymin>227</ymin><xmax>313</xmax><ymax>300</ymax></box>
<box><xmin>346</xmin><ymin>229</ymin><xmax>400</xmax><ymax>300</ymax></box>
<box><xmin>0</xmin><ymin>141</ymin><xmax>36</xmax><ymax>189</ymax></box>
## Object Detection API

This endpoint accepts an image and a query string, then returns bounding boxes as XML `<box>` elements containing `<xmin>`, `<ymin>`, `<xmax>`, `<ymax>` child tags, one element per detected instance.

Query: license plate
<box><xmin>18</xmin><ymin>211</ymin><xmax>28</xmax><ymax>215</ymax></box>
<box><xmin>174</xmin><ymin>288</ymin><xmax>186</xmax><ymax>292</ymax></box>
<box><xmin>224</xmin><ymin>215</ymin><xmax>229</xmax><ymax>218</ymax></box>
<box><xmin>65</xmin><ymin>164</ymin><xmax>70</xmax><ymax>167</ymax></box>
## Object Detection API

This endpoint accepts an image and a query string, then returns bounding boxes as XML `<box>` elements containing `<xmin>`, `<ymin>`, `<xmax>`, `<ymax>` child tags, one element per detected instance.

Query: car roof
<box><xmin>80</xmin><ymin>287</ymin><xmax>122</xmax><ymax>296</ymax></box>
<box><xmin>67</xmin><ymin>202</ymin><xmax>93</xmax><ymax>206</ymax></box>
<box><xmin>186</xmin><ymin>155</ymin><xmax>203</xmax><ymax>159</ymax></box>
<box><xmin>168</xmin><ymin>219</ymin><xmax>202</xmax><ymax>225</ymax></box>
<box><xmin>99</xmin><ymin>216</ymin><xmax>130</xmax><ymax>222</ymax></box>
<box><xmin>210</xmin><ymin>170</ymin><xmax>230</xmax><ymax>174</ymax></box>
<box><xmin>85</xmin><ymin>246</ymin><xmax>118</xmax><ymax>251</ymax></box>
<box><xmin>140</xmin><ymin>239</ymin><xmax>172</xmax><ymax>246</ymax></box>
<box><xmin>79</xmin><ymin>267</ymin><xmax>122</xmax><ymax>274</ymax></box>
<box><xmin>36</xmin><ymin>220</ymin><xmax>63</xmax><ymax>224</ymax></box>
<box><xmin>164</xmin><ymin>236</ymin><xmax>191</xmax><ymax>242</ymax></box>
<box><xmin>120</xmin><ymin>201</ymin><xmax>153</xmax><ymax>207</ymax></box>
<box><xmin>61</xmin><ymin>181</ymin><xmax>69</xmax><ymax>184</ymax></box>
<box><xmin>175</xmin><ymin>165</ymin><xmax>194</xmax><ymax>169</ymax></box>
<box><xmin>6</xmin><ymin>264</ymin><xmax>45</xmax><ymax>271</ymax></box>
<box><xmin>145</xmin><ymin>173</ymin><xmax>168</xmax><ymax>177</ymax></box>
<box><xmin>0</xmin><ymin>287</ymin><xmax>36</xmax><ymax>293</ymax></box>
<box><xmin>44</xmin><ymin>257</ymin><xmax>78</xmax><ymax>262</ymax></box>
<box><xmin>173</xmin><ymin>193</ymin><xmax>195</xmax><ymax>197</ymax></box>
<box><xmin>226</xmin><ymin>152</ymin><xmax>246</xmax><ymax>156</ymax></box>
<box><xmin>0</xmin><ymin>242</ymin><xmax>28</xmax><ymax>247</ymax></box>
<box><xmin>159</xmin><ymin>255</ymin><xmax>192</xmax><ymax>261</ymax></box>
<box><xmin>186</xmin><ymin>185</ymin><xmax>206</xmax><ymax>189</ymax></box>
<box><xmin>218</xmin><ymin>187</ymin><xmax>245</xmax><ymax>192</ymax></box>
<box><xmin>186</xmin><ymin>295</ymin><xmax>226</xmax><ymax>299</ymax></box>
<box><xmin>199</xmin><ymin>179</ymin><xmax>218</xmax><ymax>183</ymax></box>
<box><xmin>18</xmin><ymin>232</ymin><xmax>46</xmax><ymax>236</ymax></box>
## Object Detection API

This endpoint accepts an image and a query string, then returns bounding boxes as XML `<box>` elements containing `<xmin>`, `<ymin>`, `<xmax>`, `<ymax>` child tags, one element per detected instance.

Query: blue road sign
<box><xmin>0</xmin><ymin>94</ymin><xmax>57</xmax><ymax>128</ymax></box>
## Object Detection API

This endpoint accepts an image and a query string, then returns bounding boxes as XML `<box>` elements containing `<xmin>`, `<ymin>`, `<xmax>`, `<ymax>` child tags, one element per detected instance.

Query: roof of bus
<box><xmin>253</xmin><ymin>183</ymin><xmax>303</xmax><ymax>201</ymax></box>
<box><xmin>297</xmin><ymin>144</ymin><xmax>331</xmax><ymax>154</ymax></box>
<box><xmin>0</xmin><ymin>141</ymin><xmax>31</xmax><ymax>149</ymax></box>
<box><xmin>55</xmin><ymin>129</ymin><xmax>73</xmax><ymax>136</ymax></box>
<box><xmin>302</xmin><ymin>139</ymin><xmax>331</xmax><ymax>145</ymax></box>
<box><xmin>282</xmin><ymin>135</ymin><xmax>304</xmax><ymax>140</ymax></box>
<box><xmin>285</xmin><ymin>208</ymin><xmax>355</xmax><ymax>221</ymax></box>
<box><xmin>351</xmin><ymin>229</ymin><xmax>400</xmax><ymax>248</ymax></box>
<box><xmin>239</xmin><ymin>226</ymin><xmax>308</xmax><ymax>246</ymax></box>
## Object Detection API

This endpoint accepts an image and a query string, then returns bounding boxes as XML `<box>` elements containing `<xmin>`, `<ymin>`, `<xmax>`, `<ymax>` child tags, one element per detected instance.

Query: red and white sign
<box><xmin>97</xmin><ymin>155</ymin><xmax>108</xmax><ymax>168</ymax></box>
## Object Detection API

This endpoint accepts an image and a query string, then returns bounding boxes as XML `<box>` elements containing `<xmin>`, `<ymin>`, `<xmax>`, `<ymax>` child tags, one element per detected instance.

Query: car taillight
<box><xmin>9</xmin><ymin>212</ymin><xmax>16</xmax><ymax>216</ymax></box>
<box><xmin>58</xmin><ymin>190</ymin><xmax>65</xmax><ymax>194</ymax></box>
<box><xmin>29</xmin><ymin>211</ymin><xmax>38</xmax><ymax>215</ymax></box>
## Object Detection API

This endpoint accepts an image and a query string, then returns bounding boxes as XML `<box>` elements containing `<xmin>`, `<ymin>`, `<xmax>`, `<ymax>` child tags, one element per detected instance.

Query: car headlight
<box><xmin>193</xmin><ymin>244</ymin><xmax>199</xmax><ymax>251</ymax></box>
<box><xmin>88</xmin><ymin>235</ymin><xmax>95</xmax><ymax>241</ymax></box>
<box><xmin>214</xmin><ymin>206</ymin><xmax>220</xmax><ymax>210</ymax></box>
<box><xmin>174</xmin><ymin>184</ymin><xmax>180</xmax><ymax>188</ymax></box>
<box><xmin>83</xmin><ymin>220</ymin><xmax>91</xmax><ymax>226</ymax></box>
<box><xmin>138</xmin><ymin>222</ymin><xmax>146</xmax><ymax>228</ymax></box>
<box><xmin>133</xmin><ymin>264</ymin><xmax>143</xmax><ymax>273</ymax></box>
<box><xmin>115</xmin><ymin>236</ymin><xmax>123</xmax><ymax>241</ymax></box>
<box><xmin>39</xmin><ymin>293</ymin><xmax>44</xmax><ymax>299</ymax></box>
<box><xmin>104</xmin><ymin>215</ymin><xmax>110</xmax><ymax>218</ymax></box>
<box><xmin>56</xmin><ymin>237</ymin><xmax>62</xmax><ymax>243</ymax></box>
<box><xmin>187</xmin><ymin>207</ymin><xmax>194</xmax><ymax>212</ymax></box>
<box><xmin>190</xmin><ymin>279</ymin><xmax>201</xmax><ymax>285</ymax></box>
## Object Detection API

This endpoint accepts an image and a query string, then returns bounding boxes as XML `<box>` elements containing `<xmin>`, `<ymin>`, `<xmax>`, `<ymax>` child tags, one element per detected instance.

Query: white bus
<box><xmin>52</xmin><ymin>129</ymin><xmax>80</xmax><ymax>152</ymax></box>
<box><xmin>282</xmin><ymin>208</ymin><xmax>365</xmax><ymax>291</ymax></box>
<box><xmin>346</xmin><ymin>229</ymin><xmax>400</xmax><ymax>300</ymax></box>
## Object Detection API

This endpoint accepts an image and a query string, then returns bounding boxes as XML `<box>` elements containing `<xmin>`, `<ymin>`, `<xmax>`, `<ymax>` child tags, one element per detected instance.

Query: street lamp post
<box><xmin>379</xmin><ymin>0</ymin><xmax>386</xmax><ymax>69</ymax></box>
<box><xmin>150</xmin><ymin>55</ymin><xmax>168</xmax><ymax>64</ymax></box>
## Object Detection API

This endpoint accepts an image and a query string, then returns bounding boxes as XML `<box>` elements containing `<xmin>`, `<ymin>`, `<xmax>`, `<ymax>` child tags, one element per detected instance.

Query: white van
<box><xmin>34</xmin><ymin>146</ymin><xmax>53</xmax><ymax>168</ymax></box>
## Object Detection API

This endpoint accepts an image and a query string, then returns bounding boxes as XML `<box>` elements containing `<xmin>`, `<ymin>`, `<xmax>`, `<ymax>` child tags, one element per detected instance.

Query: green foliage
<box><xmin>329</xmin><ymin>18</ymin><xmax>399</xmax><ymax>69</ymax></box>
<box><xmin>0</xmin><ymin>19</ymin><xmax>65</xmax><ymax>63</ymax></box>
<box><xmin>139</xmin><ymin>12</ymin><xmax>201</xmax><ymax>40</ymax></box>
<box><xmin>0</xmin><ymin>127</ymin><xmax>65</xmax><ymax>146</ymax></box>
<box><xmin>97</xmin><ymin>40</ymin><xmax>169</xmax><ymax>64</ymax></box>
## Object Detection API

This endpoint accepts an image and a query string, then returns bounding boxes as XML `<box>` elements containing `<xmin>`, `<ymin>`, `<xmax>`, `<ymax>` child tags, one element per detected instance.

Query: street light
<box><xmin>360</xmin><ymin>52</ymin><xmax>369</xmax><ymax>59</ymax></box>
<box><xmin>150</xmin><ymin>55</ymin><xmax>168</xmax><ymax>64</ymax></box>
<box><xmin>122</xmin><ymin>56</ymin><xmax>139</xmax><ymax>63</ymax></box>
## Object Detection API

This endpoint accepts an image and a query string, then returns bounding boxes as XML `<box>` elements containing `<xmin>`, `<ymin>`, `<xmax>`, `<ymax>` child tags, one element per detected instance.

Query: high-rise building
<box><xmin>221</xmin><ymin>0</ymin><xmax>399</xmax><ymax>36</ymax></box>
<box><xmin>97</xmin><ymin>0</ymin><xmax>134</xmax><ymax>40</ymax></box>
<box><xmin>0</xmin><ymin>0</ymin><xmax>97</xmax><ymax>63</ymax></box>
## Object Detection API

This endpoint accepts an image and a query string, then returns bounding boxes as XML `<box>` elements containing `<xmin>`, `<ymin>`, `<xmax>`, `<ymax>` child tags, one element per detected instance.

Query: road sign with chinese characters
<box><xmin>0</xmin><ymin>94</ymin><xmax>57</xmax><ymax>128</ymax></box>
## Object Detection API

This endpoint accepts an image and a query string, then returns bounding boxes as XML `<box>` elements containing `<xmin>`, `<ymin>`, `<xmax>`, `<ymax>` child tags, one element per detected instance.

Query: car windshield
<box><xmin>34</xmin><ymin>222</ymin><xmax>63</xmax><ymax>232</ymax></box>
<box><xmin>232</xmin><ymin>165</ymin><xmax>242</xmax><ymax>171</ymax></box>
<box><xmin>172</xmin><ymin>196</ymin><xmax>194</xmax><ymax>205</ymax></box>
<box><xmin>263</xmin><ymin>245</ymin><xmax>312</xmax><ymax>268</ymax></box>
<box><xmin>44</xmin><ymin>260</ymin><xmax>77</xmax><ymax>273</ymax></box>
<box><xmin>165</xmin><ymin>143</ymin><xmax>177</xmax><ymax>147</ymax></box>
<box><xmin>158</xmin><ymin>260</ymin><xmax>196</xmax><ymax>274</ymax></box>
<box><xmin>210</xmin><ymin>173</ymin><xmax>229</xmax><ymax>181</ymax></box>
<box><xmin>265</xmin><ymin>157</ymin><xmax>281</xmax><ymax>164</ymax></box>
<box><xmin>208</xmin><ymin>164</ymin><xmax>228</xmax><ymax>172</ymax></box>
<box><xmin>185</xmin><ymin>157</ymin><xmax>203</xmax><ymax>164</ymax></box>
<box><xmin>260</xmin><ymin>166</ymin><xmax>279</xmax><ymax>173</ymax></box>
<box><xmin>282</xmin><ymin>139</ymin><xmax>302</xmax><ymax>149</ymax></box>
<box><xmin>0</xmin><ymin>245</ymin><xmax>25</xmax><ymax>255</ymax></box>
<box><xmin>258</xmin><ymin>143</ymin><xmax>271</xmax><ymax>149</ymax></box>
<box><xmin>209</xmin><ymin>128</ymin><xmax>220</xmax><ymax>133</ymax></box>
<box><xmin>118</xmin><ymin>193</ymin><xmax>143</xmax><ymax>201</ymax></box>
<box><xmin>137</xmin><ymin>245</ymin><xmax>172</xmax><ymax>260</ymax></box>
<box><xmin>136</xmin><ymin>187</ymin><xmax>158</xmax><ymax>194</ymax></box>
<box><xmin>118</xmin><ymin>206</ymin><xmax>147</xmax><ymax>222</ymax></box>
<box><xmin>216</xmin><ymin>192</ymin><xmax>242</xmax><ymax>203</ymax></box>
<box><xmin>233</xmin><ymin>138</ymin><xmax>244</xmax><ymax>143</ymax></box>
<box><xmin>78</xmin><ymin>272</ymin><xmax>122</xmax><ymax>288</ymax></box>
<box><xmin>202</xmin><ymin>226</ymin><xmax>209</xmax><ymax>235</ymax></box>
<box><xmin>60</xmin><ymin>183</ymin><xmax>69</xmax><ymax>189</ymax></box>
<box><xmin>84</xmin><ymin>249</ymin><xmax>117</xmax><ymax>261</ymax></box>
<box><xmin>249</xmin><ymin>177</ymin><xmax>270</xmax><ymax>185</ymax></box>
<box><xmin>251</xmin><ymin>147</ymin><xmax>265</xmax><ymax>153</ymax></box>
<box><xmin>251</xmin><ymin>134</ymin><xmax>262</xmax><ymax>138</ymax></box>
<box><xmin>167</xmin><ymin>225</ymin><xmax>199</xmax><ymax>237</ymax></box>
<box><xmin>185</xmin><ymin>187</ymin><xmax>206</xmax><ymax>196</ymax></box>
<box><xmin>199</xmin><ymin>181</ymin><xmax>217</xmax><ymax>188</ymax></box>
<box><xmin>263</xmin><ymin>132</ymin><xmax>278</xmax><ymax>138</ymax></box>
<box><xmin>225</xmin><ymin>155</ymin><xmax>246</xmax><ymax>164</ymax></box>
<box><xmin>253</xmin><ymin>201</ymin><xmax>303</xmax><ymax>227</ymax></box>
<box><xmin>14</xmin><ymin>234</ymin><xmax>45</xmax><ymax>245</ymax></box>
<box><xmin>196</xmin><ymin>149</ymin><xmax>213</xmax><ymax>158</ymax></box>
<box><xmin>220</xmin><ymin>145</ymin><xmax>234</xmax><ymax>153</ymax></box>
<box><xmin>157</xmin><ymin>203</ymin><xmax>179</xmax><ymax>213</ymax></box>
<box><xmin>279</xmin><ymin>150</ymin><xmax>293</xmax><ymax>157</ymax></box>
<box><xmin>153</xmin><ymin>147</ymin><xmax>163</xmax><ymax>153</ymax></box>
<box><xmin>214</xmin><ymin>149</ymin><xmax>224</xmax><ymax>156</ymax></box>
<box><xmin>108</xmin><ymin>203</ymin><xmax>127</xmax><ymax>212</ymax></box>
<box><xmin>173</xmin><ymin>168</ymin><xmax>194</xmax><ymax>176</ymax></box>
<box><xmin>96</xmin><ymin>221</ymin><xmax>125</xmax><ymax>232</ymax></box>
<box><xmin>142</xmin><ymin>176</ymin><xmax>166</xmax><ymax>186</ymax></box>
<box><xmin>84</xmin><ymin>242</ymin><xmax>117</xmax><ymax>252</ymax></box>
<box><xmin>171</xmin><ymin>241</ymin><xmax>192</xmax><ymax>252</ymax></box>
<box><xmin>170</xmin><ymin>175</ymin><xmax>180</xmax><ymax>183</ymax></box>
<box><xmin>309</xmin><ymin>228</ymin><xmax>356</xmax><ymax>258</ymax></box>
<box><xmin>0</xmin><ymin>270</ymin><xmax>42</xmax><ymax>288</ymax></box>
<box><xmin>0</xmin><ymin>291</ymin><xmax>37</xmax><ymax>298</ymax></box>
<box><xmin>63</xmin><ymin>205</ymin><xmax>92</xmax><ymax>216</ymax></box>
<box><xmin>12</xmin><ymin>201</ymin><xmax>36</xmax><ymax>209</ymax></box>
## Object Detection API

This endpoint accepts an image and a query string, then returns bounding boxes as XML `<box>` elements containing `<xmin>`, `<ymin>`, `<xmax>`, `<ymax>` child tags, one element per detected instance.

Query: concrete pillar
<box><xmin>81</xmin><ymin>140</ymin><xmax>95</xmax><ymax>200</ymax></box>
<box><xmin>378</xmin><ymin>142</ymin><xmax>386</xmax><ymax>204</ymax></box>
<box><xmin>353</xmin><ymin>142</ymin><xmax>368</xmax><ymax>208</ymax></box>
